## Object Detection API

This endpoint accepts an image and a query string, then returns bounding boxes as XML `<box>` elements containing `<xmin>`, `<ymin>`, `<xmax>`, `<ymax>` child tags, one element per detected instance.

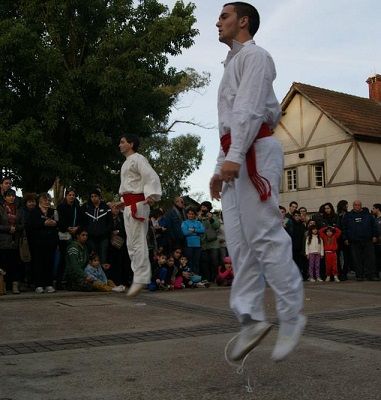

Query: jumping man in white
<box><xmin>117</xmin><ymin>134</ymin><xmax>162</xmax><ymax>297</ymax></box>
<box><xmin>210</xmin><ymin>2</ymin><xmax>306</xmax><ymax>362</ymax></box>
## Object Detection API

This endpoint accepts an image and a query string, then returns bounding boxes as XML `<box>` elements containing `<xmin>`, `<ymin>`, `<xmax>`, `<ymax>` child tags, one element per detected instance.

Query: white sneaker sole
<box><xmin>229</xmin><ymin>322</ymin><xmax>273</xmax><ymax>362</ymax></box>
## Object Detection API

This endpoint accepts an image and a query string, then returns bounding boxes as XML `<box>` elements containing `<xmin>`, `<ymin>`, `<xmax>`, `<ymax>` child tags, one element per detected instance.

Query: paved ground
<box><xmin>1</xmin><ymin>278</ymin><xmax>380</xmax><ymax>400</ymax></box>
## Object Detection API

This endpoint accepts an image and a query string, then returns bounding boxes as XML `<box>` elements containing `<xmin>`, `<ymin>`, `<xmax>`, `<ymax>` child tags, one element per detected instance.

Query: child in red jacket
<box><xmin>216</xmin><ymin>256</ymin><xmax>234</xmax><ymax>286</ymax></box>
<box><xmin>319</xmin><ymin>226</ymin><xmax>341</xmax><ymax>282</ymax></box>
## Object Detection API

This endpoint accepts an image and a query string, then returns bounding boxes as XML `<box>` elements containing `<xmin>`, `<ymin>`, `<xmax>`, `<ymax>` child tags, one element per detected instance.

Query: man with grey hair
<box><xmin>342</xmin><ymin>201</ymin><xmax>379</xmax><ymax>281</ymax></box>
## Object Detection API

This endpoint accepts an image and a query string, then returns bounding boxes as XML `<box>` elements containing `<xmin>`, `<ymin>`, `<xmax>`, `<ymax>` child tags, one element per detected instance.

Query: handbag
<box><xmin>205</xmin><ymin>225</ymin><xmax>218</xmax><ymax>242</ymax></box>
<box><xmin>19</xmin><ymin>231</ymin><xmax>31</xmax><ymax>262</ymax></box>
<box><xmin>111</xmin><ymin>235</ymin><xmax>125</xmax><ymax>249</ymax></box>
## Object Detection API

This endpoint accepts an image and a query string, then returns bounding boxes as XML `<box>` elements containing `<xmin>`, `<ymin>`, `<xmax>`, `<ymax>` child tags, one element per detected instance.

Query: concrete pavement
<box><xmin>1</xmin><ymin>278</ymin><xmax>380</xmax><ymax>400</ymax></box>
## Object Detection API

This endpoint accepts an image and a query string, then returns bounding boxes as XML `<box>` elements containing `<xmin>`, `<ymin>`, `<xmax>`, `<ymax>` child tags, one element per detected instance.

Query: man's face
<box><xmin>353</xmin><ymin>201</ymin><xmax>362</xmax><ymax>212</ymax></box>
<box><xmin>91</xmin><ymin>194</ymin><xmax>100</xmax><ymax>205</ymax></box>
<box><xmin>78</xmin><ymin>232</ymin><xmax>88</xmax><ymax>244</ymax></box>
<box><xmin>119</xmin><ymin>137</ymin><xmax>133</xmax><ymax>155</ymax></box>
<box><xmin>2</xmin><ymin>179</ymin><xmax>12</xmax><ymax>193</ymax></box>
<box><xmin>289</xmin><ymin>203</ymin><xmax>298</xmax><ymax>214</ymax></box>
<box><xmin>216</xmin><ymin>5</ymin><xmax>240</xmax><ymax>47</ymax></box>
<box><xmin>175</xmin><ymin>198</ymin><xmax>184</xmax><ymax>209</ymax></box>
<box><xmin>293</xmin><ymin>214</ymin><xmax>301</xmax><ymax>221</ymax></box>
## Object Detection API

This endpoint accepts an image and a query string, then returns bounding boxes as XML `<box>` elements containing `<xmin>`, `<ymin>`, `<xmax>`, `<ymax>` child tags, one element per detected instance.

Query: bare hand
<box><xmin>103</xmin><ymin>263</ymin><xmax>111</xmax><ymax>270</ymax></box>
<box><xmin>108</xmin><ymin>201</ymin><xmax>125</xmax><ymax>210</ymax></box>
<box><xmin>145</xmin><ymin>196</ymin><xmax>155</xmax><ymax>206</ymax></box>
<box><xmin>220</xmin><ymin>160</ymin><xmax>240</xmax><ymax>183</ymax></box>
<box><xmin>209</xmin><ymin>174</ymin><xmax>223</xmax><ymax>200</ymax></box>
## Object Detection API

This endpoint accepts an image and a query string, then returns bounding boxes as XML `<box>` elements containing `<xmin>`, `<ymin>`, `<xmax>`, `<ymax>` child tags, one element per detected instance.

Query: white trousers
<box><xmin>123</xmin><ymin>201</ymin><xmax>151</xmax><ymax>284</ymax></box>
<box><xmin>221</xmin><ymin>137</ymin><xmax>303</xmax><ymax>324</ymax></box>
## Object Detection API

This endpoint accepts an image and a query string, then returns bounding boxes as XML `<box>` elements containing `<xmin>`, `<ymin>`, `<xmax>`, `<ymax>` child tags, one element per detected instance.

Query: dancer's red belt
<box><xmin>220</xmin><ymin>123</ymin><xmax>272</xmax><ymax>201</ymax></box>
<box><xmin>122</xmin><ymin>193</ymin><xmax>146</xmax><ymax>222</ymax></box>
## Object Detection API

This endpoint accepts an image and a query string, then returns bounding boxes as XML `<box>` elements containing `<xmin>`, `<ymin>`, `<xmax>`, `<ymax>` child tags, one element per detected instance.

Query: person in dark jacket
<box><xmin>165</xmin><ymin>196</ymin><xmax>186</xmax><ymax>251</ymax></box>
<box><xmin>0</xmin><ymin>189</ymin><xmax>24</xmax><ymax>294</ymax></box>
<box><xmin>80</xmin><ymin>189</ymin><xmax>113</xmax><ymax>265</ymax></box>
<box><xmin>56</xmin><ymin>188</ymin><xmax>81</xmax><ymax>289</ymax></box>
<box><xmin>342</xmin><ymin>200</ymin><xmax>379</xmax><ymax>281</ymax></box>
<box><xmin>25</xmin><ymin>192</ymin><xmax>59</xmax><ymax>293</ymax></box>
<box><xmin>291</xmin><ymin>210</ymin><xmax>307</xmax><ymax>280</ymax></box>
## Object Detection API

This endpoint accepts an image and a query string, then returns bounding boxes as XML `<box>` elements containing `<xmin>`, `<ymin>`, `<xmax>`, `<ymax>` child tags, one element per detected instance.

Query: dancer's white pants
<box><xmin>123</xmin><ymin>201</ymin><xmax>151</xmax><ymax>284</ymax></box>
<box><xmin>221</xmin><ymin>137</ymin><xmax>304</xmax><ymax>324</ymax></box>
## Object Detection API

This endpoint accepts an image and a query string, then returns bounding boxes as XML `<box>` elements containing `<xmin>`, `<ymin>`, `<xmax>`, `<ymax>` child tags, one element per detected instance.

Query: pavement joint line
<box><xmin>1</xmin><ymin>300</ymin><xmax>380</xmax><ymax>357</ymax></box>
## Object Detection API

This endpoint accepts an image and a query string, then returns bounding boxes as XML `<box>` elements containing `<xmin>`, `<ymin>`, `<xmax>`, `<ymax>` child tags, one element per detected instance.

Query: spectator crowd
<box><xmin>1</xmin><ymin>175</ymin><xmax>380</xmax><ymax>296</ymax></box>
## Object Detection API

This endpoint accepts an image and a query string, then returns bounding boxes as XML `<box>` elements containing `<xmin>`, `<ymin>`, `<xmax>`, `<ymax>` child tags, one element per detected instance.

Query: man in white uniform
<box><xmin>117</xmin><ymin>134</ymin><xmax>162</xmax><ymax>297</ymax></box>
<box><xmin>210</xmin><ymin>2</ymin><xmax>305</xmax><ymax>362</ymax></box>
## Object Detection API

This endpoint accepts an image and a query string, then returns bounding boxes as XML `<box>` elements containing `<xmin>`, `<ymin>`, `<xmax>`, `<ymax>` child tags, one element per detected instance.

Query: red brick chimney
<box><xmin>366</xmin><ymin>74</ymin><xmax>381</xmax><ymax>101</ymax></box>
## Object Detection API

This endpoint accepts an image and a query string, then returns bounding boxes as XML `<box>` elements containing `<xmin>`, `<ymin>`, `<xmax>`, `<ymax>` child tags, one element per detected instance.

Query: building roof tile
<box><xmin>282</xmin><ymin>82</ymin><xmax>381</xmax><ymax>139</ymax></box>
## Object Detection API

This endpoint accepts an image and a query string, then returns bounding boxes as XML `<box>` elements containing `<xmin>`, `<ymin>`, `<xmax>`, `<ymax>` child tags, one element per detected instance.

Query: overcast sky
<box><xmin>161</xmin><ymin>0</ymin><xmax>381</xmax><ymax>202</ymax></box>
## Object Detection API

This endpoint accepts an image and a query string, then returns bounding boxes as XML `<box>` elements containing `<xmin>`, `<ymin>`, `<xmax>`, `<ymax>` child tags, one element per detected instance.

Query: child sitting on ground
<box><xmin>148</xmin><ymin>254</ymin><xmax>168</xmax><ymax>291</ymax></box>
<box><xmin>174</xmin><ymin>256</ymin><xmax>210</xmax><ymax>289</ymax></box>
<box><xmin>84</xmin><ymin>253</ymin><xmax>125</xmax><ymax>292</ymax></box>
<box><xmin>215</xmin><ymin>256</ymin><xmax>234</xmax><ymax>286</ymax></box>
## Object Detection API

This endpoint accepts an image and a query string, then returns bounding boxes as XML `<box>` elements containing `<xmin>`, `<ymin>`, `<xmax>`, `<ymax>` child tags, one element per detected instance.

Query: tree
<box><xmin>0</xmin><ymin>0</ymin><xmax>209</xmax><ymax>196</ymax></box>
<box><xmin>140</xmin><ymin>133</ymin><xmax>203</xmax><ymax>209</ymax></box>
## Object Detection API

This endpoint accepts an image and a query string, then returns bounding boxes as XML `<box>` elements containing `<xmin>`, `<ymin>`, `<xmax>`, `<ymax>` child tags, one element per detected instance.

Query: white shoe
<box><xmin>308</xmin><ymin>278</ymin><xmax>315</xmax><ymax>282</ymax></box>
<box><xmin>229</xmin><ymin>321</ymin><xmax>273</xmax><ymax>362</ymax></box>
<box><xmin>316</xmin><ymin>278</ymin><xmax>323</xmax><ymax>282</ymax></box>
<box><xmin>35</xmin><ymin>287</ymin><xmax>45</xmax><ymax>294</ymax></box>
<box><xmin>112</xmin><ymin>285</ymin><xmax>125</xmax><ymax>293</ymax></box>
<box><xmin>45</xmin><ymin>286</ymin><xmax>56</xmax><ymax>293</ymax></box>
<box><xmin>272</xmin><ymin>314</ymin><xmax>307</xmax><ymax>362</ymax></box>
<box><xmin>126</xmin><ymin>283</ymin><xmax>146</xmax><ymax>297</ymax></box>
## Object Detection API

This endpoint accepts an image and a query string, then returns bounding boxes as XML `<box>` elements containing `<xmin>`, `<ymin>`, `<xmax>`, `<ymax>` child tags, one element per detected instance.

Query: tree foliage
<box><xmin>140</xmin><ymin>133</ymin><xmax>203</xmax><ymax>209</ymax></box>
<box><xmin>0</xmin><ymin>0</ymin><xmax>209</xmax><ymax>197</ymax></box>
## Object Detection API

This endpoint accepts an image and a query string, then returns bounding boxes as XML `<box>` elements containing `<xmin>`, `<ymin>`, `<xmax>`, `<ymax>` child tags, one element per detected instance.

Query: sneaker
<box><xmin>127</xmin><ymin>282</ymin><xmax>146</xmax><ymax>297</ymax></box>
<box><xmin>35</xmin><ymin>287</ymin><xmax>45</xmax><ymax>294</ymax></box>
<box><xmin>45</xmin><ymin>286</ymin><xmax>56</xmax><ymax>293</ymax></box>
<box><xmin>112</xmin><ymin>285</ymin><xmax>125</xmax><ymax>293</ymax></box>
<box><xmin>271</xmin><ymin>314</ymin><xmax>307</xmax><ymax>362</ymax></box>
<box><xmin>334</xmin><ymin>276</ymin><xmax>340</xmax><ymax>283</ymax></box>
<box><xmin>316</xmin><ymin>277</ymin><xmax>323</xmax><ymax>282</ymax></box>
<box><xmin>308</xmin><ymin>278</ymin><xmax>315</xmax><ymax>282</ymax></box>
<box><xmin>229</xmin><ymin>321</ymin><xmax>273</xmax><ymax>362</ymax></box>
<box><xmin>325</xmin><ymin>277</ymin><xmax>331</xmax><ymax>282</ymax></box>
<box><xmin>180</xmin><ymin>283</ymin><xmax>185</xmax><ymax>289</ymax></box>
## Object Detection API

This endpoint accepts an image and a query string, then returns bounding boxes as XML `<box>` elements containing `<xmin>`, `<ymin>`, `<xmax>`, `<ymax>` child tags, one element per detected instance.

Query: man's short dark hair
<box><xmin>1</xmin><ymin>176</ymin><xmax>12</xmax><ymax>184</ymax></box>
<box><xmin>120</xmin><ymin>134</ymin><xmax>140</xmax><ymax>152</ymax></box>
<box><xmin>224</xmin><ymin>2</ymin><xmax>260</xmax><ymax>37</ymax></box>
<box><xmin>373</xmin><ymin>203</ymin><xmax>381</xmax><ymax>212</ymax></box>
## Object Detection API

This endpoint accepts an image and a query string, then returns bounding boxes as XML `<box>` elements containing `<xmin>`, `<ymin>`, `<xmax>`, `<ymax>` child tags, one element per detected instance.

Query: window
<box><xmin>312</xmin><ymin>164</ymin><xmax>325</xmax><ymax>188</ymax></box>
<box><xmin>285</xmin><ymin>169</ymin><xmax>297</xmax><ymax>191</ymax></box>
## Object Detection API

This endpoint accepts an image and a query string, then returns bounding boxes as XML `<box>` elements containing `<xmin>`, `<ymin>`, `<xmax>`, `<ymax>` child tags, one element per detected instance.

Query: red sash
<box><xmin>122</xmin><ymin>193</ymin><xmax>146</xmax><ymax>222</ymax></box>
<box><xmin>220</xmin><ymin>123</ymin><xmax>272</xmax><ymax>201</ymax></box>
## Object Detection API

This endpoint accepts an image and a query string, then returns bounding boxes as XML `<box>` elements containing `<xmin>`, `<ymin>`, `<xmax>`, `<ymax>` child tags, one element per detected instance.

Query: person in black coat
<box><xmin>80</xmin><ymin>189</ymin><xmax>113</xmax><ymax>265</ymax></box>
<box><xmin>291</xmin><ymin>210</ymin><xmax>307</xmax><ymax>280</ymax></box>
<box><xmin>25</xmin><ymin>192</ymin><xmax>59</xmax><ymax>293</ymax></box>
<box><xmin>56</xmin><ymin>188</ymin><xmax>81</xmax><ymax>289</ymax></box>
